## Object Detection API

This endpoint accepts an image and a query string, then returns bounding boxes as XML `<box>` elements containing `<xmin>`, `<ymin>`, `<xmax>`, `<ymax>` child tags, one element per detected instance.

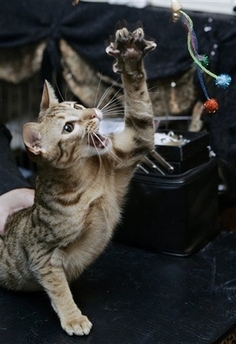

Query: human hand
<box><xmin>0</xmin><ymin>188</ymin><xmax>35</xmax><ymax>234</ymax></box>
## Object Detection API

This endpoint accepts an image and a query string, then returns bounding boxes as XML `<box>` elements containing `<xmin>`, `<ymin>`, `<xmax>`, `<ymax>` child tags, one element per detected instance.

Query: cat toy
<box><xmin>171</xmin><ymin>0</ymin><xmax>231</xmax><ymax>113</ymax></box>
<box><xmin>72</xmin><ymin>0</ymin><xmax>79</xmax><ymax>5</ymax></box>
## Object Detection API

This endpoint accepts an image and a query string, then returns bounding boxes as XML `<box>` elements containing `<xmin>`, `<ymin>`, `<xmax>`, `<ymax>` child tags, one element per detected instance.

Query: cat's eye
<box><xmin>63</xmin><ymin>123</ymin><xmax>74</xmax><ymax>134</ymax></box>
<box><xmin>74</xmin><ymin>103</ymin><xmax>85</xmax><ymax>110</ymax></box>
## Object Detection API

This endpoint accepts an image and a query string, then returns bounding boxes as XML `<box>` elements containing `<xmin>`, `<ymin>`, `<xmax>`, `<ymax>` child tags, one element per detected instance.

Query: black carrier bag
<box><xmin>115</xmin><ymin>131</ymin><xmax>220</xmax><ymax>256</ymax></box>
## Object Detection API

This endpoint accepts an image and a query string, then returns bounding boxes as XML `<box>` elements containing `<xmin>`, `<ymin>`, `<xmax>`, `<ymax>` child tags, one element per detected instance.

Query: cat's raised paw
<box><xmin>62</xmin><ymin>315</ymin><xmax>93</xmax><ymax>336</ymax></box>
<box><xmin>106</xmin><ymin>26</ymin><xmax>156</xmax><ymax>75</ymax></box>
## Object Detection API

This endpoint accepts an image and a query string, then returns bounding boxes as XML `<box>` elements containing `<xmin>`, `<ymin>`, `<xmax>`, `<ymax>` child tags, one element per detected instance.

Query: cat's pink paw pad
<box><xmin>63</xmin><ymin>315</ymin><xmax>93</xmax><ymax>336</ymax></box>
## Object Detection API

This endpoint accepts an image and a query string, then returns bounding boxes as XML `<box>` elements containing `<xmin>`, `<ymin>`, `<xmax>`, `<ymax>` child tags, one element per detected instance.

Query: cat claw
<box><xmin>106</xmin><ymin>26</ymin><xmax>156</xmax><ymax>74</ymax></box>
<box><xmin>115</xmin><ymin>27</ymin><xmax>130</xmax><ymax>42</ymax></box>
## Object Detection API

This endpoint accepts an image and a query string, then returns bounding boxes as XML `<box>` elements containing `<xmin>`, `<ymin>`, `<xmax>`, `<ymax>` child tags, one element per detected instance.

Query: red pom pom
<box><xmin>204</xmin><ymin>98</ymin><xmax>219</xmax><ymax>113</ymax></box>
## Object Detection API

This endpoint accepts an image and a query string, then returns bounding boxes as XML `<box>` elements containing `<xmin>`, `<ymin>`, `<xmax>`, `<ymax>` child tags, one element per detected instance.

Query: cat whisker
<box><xmin>96</xmin><ymin>83</ymin><xmax>115</xmax><ymax>110</ymax></box>
<box><xmin>96</xmin><ymin>77</ymin><xmax>123</xmax><ymax>111</ymax></box>
<box><xmin>102</xmin><ymin>110</ymin><xmax>124</xmax><ymax>119</ymax></box>
<box><xmin>88</xmin><ymin>133</ymin><xmax>103</xmax><ymax>168</ymax></box>
<box><xmin>101</xmin><ymin>98</ymin><xmax>123</xmax><ymax>112</ymax></box>
<box><xmin>99</xmin><ymin>89</ymin><xmax>123</xmax><ymax>112</ymax></box>
<box><xmin>100</xmin><ymin>98</ymin><xmax>124</xmax><ymax>119</ymax></box>
<box><xmin>148</xmin><ymin>84</ymin><xmax>160</xmax><ymax>92</ymax></box>
<box><xmin>94</xmin><ymin>75</ymin><xmax>103</xmax><ymax>108</ymax></box>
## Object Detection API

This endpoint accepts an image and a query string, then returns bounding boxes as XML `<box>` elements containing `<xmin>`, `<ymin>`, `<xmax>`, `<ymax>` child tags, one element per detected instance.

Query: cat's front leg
<box><xmin>38</xmin><ymin>268</ymin><xmax>92</xmax><ymax>336</ymax></box>
<box><xmin>106</xmin><ymin>26</ymin><xmax>156</xmax><ymax>166</ymax></box>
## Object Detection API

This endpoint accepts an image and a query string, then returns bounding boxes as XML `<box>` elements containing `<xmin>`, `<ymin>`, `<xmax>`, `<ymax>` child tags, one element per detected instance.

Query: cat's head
<box><xmin>22</xmin><ymin>81</ymin><xmax>111</xmax><ymax>168</ymax></box>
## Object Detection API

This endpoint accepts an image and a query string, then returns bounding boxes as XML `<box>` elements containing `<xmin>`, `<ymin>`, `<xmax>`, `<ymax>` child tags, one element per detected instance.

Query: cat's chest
<box><xmin>57</xmin><ymin>182</ymin><xmax>119</xmax><ymax>233</ymax></box>
<box><xmin>59</xmin><ymin>198</ymin><xmax>119</xmax><ymax>281</ymax></box>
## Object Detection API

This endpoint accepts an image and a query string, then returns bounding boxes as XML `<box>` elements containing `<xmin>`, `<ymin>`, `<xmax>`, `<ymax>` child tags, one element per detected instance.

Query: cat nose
<box><xmin>85</xmin><ymin>108</ymin><xmax>102</xmax><ymax>120</ymax></box>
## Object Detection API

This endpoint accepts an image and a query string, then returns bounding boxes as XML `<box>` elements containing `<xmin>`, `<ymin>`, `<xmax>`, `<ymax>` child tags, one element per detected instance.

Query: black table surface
<box><xmin>0</xmin><ymin>231</ymin><xmax>236</xmax><ymax>344</ymax></box>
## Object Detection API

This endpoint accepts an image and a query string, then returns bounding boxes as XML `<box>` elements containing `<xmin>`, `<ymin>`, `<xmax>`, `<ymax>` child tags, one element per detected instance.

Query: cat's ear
<box><xmin>39</xmin><ymin>80</ymin><xmax>58</xmax><ymax>115</ymax></box>
<box><xmin>22</xmin><ymin>122</ymin><xmax>45</xmax><ymax>156</ymax></box>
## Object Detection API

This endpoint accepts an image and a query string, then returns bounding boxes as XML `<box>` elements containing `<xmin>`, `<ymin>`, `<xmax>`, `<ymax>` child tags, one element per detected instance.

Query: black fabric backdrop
<box><xmin>0</xmin><ymin>0</ymin><xmax>236</xmax><ymax>181</ymax></box>
<box><xmin>0</xmin><ymin>125</ymin><xmax>30</xmax><ymax>195</ymax></box>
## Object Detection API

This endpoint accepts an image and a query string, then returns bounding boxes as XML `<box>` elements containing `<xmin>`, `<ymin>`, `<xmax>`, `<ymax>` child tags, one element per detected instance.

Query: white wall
<box><xmin>149</xmin><ymin>0</ymin><xmax>236</xmax><ymax>15</ymax></box>
<box><xmin>82</xmin><ymin>0</ymin><xmax>236</xmax><ymax>15</ymax></box>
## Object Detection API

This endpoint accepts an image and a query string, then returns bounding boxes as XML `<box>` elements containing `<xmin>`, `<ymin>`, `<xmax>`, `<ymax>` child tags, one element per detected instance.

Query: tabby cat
<box><xmin>0</xmin><ymin>27</ymin><xmax>156</xmax><ymax>336</ymax></box>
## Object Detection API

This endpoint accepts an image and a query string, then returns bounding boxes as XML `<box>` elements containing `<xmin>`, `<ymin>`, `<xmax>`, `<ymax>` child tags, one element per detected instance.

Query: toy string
<box><xmin>180</xmin><ymin>10</ymin><xmax>218</xmax><ymax>80</ymax></box>
<box><xmin>197</xmin><ymin>68</ymin><xmax>210</xmax><ymax>100</ymax></box>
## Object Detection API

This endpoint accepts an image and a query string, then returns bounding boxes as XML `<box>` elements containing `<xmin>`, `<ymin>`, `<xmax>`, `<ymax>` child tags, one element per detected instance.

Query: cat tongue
<box><xmin>89</xmin><ymin>133</ymin><xmax>108</xmax><ymax>149</ymax></box>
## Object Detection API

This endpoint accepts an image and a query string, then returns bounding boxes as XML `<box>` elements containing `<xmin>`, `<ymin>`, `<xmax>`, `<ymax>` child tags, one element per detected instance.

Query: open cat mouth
<box><xmin>88</xmin><ymin>133</ymin><xmax>109</xmax><ymax>149</ymax></box>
